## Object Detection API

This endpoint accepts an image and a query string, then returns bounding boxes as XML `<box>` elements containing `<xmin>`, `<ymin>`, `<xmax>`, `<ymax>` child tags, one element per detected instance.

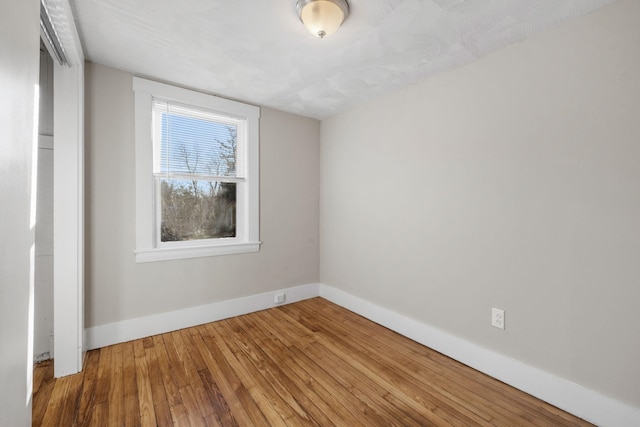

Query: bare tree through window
<box><xmin>159</xmin><ymin>124</ymin><xmax>238</xmax><ymax>242</ymax></box>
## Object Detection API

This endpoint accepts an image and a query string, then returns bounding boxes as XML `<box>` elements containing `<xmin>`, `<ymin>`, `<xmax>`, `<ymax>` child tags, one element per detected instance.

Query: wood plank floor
<box><xmin>33</xmin><ymin>297</ymin><xmax>593</xmax><ymax>426</ymax></box>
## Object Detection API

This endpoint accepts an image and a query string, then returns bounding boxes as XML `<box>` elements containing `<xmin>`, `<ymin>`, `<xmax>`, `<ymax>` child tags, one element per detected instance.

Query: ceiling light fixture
<box><xmin>297</xmin><ymin>0</ymin><xmax>349</xmax><ymax>39</ymax></box>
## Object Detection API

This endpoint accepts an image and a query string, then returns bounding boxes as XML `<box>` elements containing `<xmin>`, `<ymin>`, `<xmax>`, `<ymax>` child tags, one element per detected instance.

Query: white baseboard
<box><xmin>84</xmin><ymin>281</ymin><xmax>639</xmax><ymax>426</ymax></box>
<box><xmin>319</xmin><ymin>284</ymin><xmax>640</xmax><ymax>427</ymax></box>
<box><xmin>85</xmin><ymin>283</ymin><xmax>320</xmax><ymax>350</ymax></box>
<box><xmin>33</xmin><ymin>352</ymin><xmax>51</xmax><ymax>363</ymax></box>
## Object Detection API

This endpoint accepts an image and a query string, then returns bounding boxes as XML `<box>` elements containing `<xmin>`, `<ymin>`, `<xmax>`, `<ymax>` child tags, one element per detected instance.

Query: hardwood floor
<box><xmin>33</xmin><ymin>298</ymin><xmax>592</xmax><ymax>426</ymax></box>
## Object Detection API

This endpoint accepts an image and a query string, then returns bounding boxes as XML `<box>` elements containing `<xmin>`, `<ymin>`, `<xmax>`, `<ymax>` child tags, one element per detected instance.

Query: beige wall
<box><xmin>85</xmin><ymin>63</ymin><xmax>320</xmax><ymax>328</ymax></box>
<box><xmin>0</xmin><ymin>0</ymin><xmax>39</xmax><ymax>424</ymax></box>
<box><xmin>320</xmin><ymin>0</ymin><xmax>640</xmax><ymax>407</ymax></box>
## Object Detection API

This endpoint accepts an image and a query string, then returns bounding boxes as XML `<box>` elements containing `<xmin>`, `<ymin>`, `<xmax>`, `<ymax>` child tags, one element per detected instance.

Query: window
<box><xmin>133</xmin><ymin>77</ymin><xmax>260</xmax><ymax>262</ymax></box>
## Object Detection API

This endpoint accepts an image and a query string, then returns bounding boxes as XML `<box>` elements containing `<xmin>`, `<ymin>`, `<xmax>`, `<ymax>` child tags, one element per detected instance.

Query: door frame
<box><xmin>42</xmin><ymin>0</ymin><xmax>85</xmax><ymax>377</ymax></box>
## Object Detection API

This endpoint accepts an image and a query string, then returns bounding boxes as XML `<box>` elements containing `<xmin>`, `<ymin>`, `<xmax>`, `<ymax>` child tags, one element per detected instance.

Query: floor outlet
<box><xmin>492</xmin><ymin>308</ymin><xmax>505</xmax><ymax>329</ymax></box>
<box><xmin>274</xmin><ymin>293</ymin><xmax>286</xmax><ymax>305</ymax></box>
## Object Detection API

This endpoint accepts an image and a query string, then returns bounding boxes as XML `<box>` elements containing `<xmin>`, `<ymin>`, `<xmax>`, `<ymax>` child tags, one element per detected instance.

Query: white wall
<box><xmin>0</xmin><ymin>0</ymin><xmax>40</xmax><ymax>424</ymax></box>
<box><xmin>34</xmin><ymin>47</ymin><xmax>55</xmax><ymax>361</ymax></box>
<box><xmin>85</xmin><ymin>63</ymin><xmax>320</xmax><ymax>328</ymax></box>
<box><xmin>320</xmin><ymin>0</ymin><xmax>640</xmax><ymax>409</ymax></box>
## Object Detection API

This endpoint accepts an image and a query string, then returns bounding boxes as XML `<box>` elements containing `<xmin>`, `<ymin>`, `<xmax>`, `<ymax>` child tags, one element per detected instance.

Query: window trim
<box><xmin>133</xmin><ymin>77</ymin><xmax>260</xmax><ymax>262</ymax></box>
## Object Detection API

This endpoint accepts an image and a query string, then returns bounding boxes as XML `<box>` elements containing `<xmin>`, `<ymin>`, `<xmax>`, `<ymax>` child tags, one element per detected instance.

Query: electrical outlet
<box><xmin>274</xmin><ymin>293</ymin><xmax>286</xmax><ymax>305</ymax></box>
<box><xmin>492</xmin><ymin>308</ymin><xmax>505</xmax><ymax>329</ymax></box>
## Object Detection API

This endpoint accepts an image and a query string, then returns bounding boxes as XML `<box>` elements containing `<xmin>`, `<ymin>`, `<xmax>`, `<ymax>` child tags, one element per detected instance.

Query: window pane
<box><xmin>159</xmin><ymin>178</ymin><xmax>236</xmax><ymax>242</ymax></box>
<box><xmin>152</xmin><ymin>99</ymin><xmax>243</xmax><ymax>178</ymax></box>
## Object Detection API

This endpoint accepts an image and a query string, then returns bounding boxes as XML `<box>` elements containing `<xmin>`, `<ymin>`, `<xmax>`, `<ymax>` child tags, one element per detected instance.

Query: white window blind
<box><xmin>151</xmin><ymin>99</ymin><xmax>246</xmax><ymax>180</ymax></box>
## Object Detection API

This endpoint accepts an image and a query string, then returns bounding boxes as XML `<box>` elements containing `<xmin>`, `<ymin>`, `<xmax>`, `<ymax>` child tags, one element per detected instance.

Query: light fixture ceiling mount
<box><xmin>296</xmin><ymin>0</ymin><xmax>349</xmax><ymax>39</ymax></box>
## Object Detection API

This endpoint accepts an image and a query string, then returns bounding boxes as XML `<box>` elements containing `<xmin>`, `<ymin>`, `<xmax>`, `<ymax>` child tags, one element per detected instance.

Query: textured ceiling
<box><xmin>70</xmin><ymin>0</ymin><xmax>616</xmax><ymax>119</ymax></box>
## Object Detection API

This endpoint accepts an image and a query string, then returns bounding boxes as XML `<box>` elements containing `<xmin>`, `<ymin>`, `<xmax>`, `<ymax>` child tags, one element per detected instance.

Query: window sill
<box><xmin>135</xmin><ymin>241</ymin><xmax>261</xmax><ymax>263</ymax></box>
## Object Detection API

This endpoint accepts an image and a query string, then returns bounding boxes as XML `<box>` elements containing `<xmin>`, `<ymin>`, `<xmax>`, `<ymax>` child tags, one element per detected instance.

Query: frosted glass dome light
<box><xmin>296</xmin><ymin>0</ymin><xmax>349</xmax><ymax>39</ymax></box>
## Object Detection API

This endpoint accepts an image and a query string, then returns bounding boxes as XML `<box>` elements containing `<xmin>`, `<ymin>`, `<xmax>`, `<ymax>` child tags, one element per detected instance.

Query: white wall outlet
<box><xmin>274</xmin><ymin>293</ymin><xmax>286</xmax><ymax>305</ymax></box>
<box><xmin>492</xmin><ymin>308</ymin><xmax>505</xmax><ymax>329</ymax></box>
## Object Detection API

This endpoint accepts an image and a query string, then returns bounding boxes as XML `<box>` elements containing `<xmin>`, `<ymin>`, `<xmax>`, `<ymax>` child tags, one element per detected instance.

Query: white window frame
<box><xmin>133</xmin><ymin>77</ymin><xmax>260</xmax><ymax>262</ymax></box>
